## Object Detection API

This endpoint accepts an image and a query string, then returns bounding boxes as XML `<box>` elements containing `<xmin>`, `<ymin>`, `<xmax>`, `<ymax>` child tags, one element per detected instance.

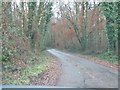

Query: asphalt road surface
<box><xmin>47</xmin><ymin>49</ymin><xmax>118</xmax><ymax>88</ymax></box>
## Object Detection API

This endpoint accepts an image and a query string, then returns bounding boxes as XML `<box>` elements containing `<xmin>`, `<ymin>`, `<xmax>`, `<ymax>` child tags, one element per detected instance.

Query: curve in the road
<box><xmin>47</xmin><ymin>49</ymin><xmax>118</xmax><ymax>88</ymax></box>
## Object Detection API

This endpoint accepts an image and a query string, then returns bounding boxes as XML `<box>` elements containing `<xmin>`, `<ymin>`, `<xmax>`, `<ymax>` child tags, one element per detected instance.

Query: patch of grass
<box><xmin>11</xmin><ymin>62</ymin><xmax>50</xmax><ymax>85</ymax></box>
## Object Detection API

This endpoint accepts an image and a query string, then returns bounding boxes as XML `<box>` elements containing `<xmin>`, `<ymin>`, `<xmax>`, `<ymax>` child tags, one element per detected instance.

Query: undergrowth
<box><xmin>65</xmin><ymin>49</ymin><xmax>118</xmax><ymax>64</ymax></box>
<box><xmin>2</xmin><ymin>52</ymin><xmax>53</xmax><ymax>85</ymax></box>
<box><xmin>92</xmin><ymin>51</ymin><xmax>118</xmax><ymax>64</ymax></box>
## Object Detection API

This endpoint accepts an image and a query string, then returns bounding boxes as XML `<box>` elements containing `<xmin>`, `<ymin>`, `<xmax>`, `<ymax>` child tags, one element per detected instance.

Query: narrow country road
<box><xmin>47</xmin><ymin>49</ymin><xmax>118</xmax><ymax>88</ymax></box>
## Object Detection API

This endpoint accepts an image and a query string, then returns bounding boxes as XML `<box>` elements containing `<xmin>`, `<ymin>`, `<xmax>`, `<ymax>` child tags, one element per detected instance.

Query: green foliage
<box><xmin>94</xmin><ymin>51</ymin><xmax>118</xmax><ymax>63</ymax></box>
<box><xmin>2</xmin><ymin>47</ymin><xmax>10</xmax><ymax>62</ymax></box>
<box><xmin>10</xmin><ymin>63</ymin><xmax>49</xmax><ymax>85</ymax></box>
<box><xmin>100</xmin><ymin>2</ymin><xmax>118</xmax><ymax>51</ymax></box>
<box><xmin>2</xmin><ymin>1</ymin><xmax>54</xmax><ymax>85</ymax></box>
<box><xmin>45</xmin><ymin>3</ymin><xmax>53</xmax><ymax>23</ymax></box>
<box><xmin>2</xmin><ymin>54</ymin><xmax>9</xmax><ymax>62</ymax></box>
<box><xmin>23</xmin><ymin>62</ymin><xmax>49</xmax><ymax>77</ymax></box>
<box><xmin>2</xmin><ymin>52</ymin><xmax>52</xmax><ymax>85</ymax></box>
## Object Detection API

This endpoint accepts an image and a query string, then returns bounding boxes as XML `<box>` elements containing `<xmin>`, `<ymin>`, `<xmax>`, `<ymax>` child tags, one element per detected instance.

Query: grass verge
<box><xmin>2</xmin><ymin>52</ymin><xmax>53</xmax><ymax>85</ymax></box>
<box><xmin>91</xmin><ymin>52</ymin><xmax>118</xmax><ymax>64</ymax></box>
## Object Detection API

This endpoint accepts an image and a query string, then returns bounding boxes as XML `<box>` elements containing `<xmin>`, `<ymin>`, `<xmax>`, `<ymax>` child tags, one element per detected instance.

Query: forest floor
<box><xmin>2</xmin><ymin>52</ymin><xmax>61</xmax><ymax>85</ymax></box>
<box><xmin>48</xmin><ymin>49</ymin><xmax>118</xmax><ymax>88</ymax></box>
<box><xmin>30</xmin><ymin>54</ymin><xmax>62</xmax><ymax>86</ymax></box>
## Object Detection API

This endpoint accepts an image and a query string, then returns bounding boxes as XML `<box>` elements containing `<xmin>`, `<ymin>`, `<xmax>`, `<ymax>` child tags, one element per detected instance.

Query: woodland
<box><xmin>0</xmin><ymin>0</ymin><xmax>119</xmax><ymax>85</ymax></box>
